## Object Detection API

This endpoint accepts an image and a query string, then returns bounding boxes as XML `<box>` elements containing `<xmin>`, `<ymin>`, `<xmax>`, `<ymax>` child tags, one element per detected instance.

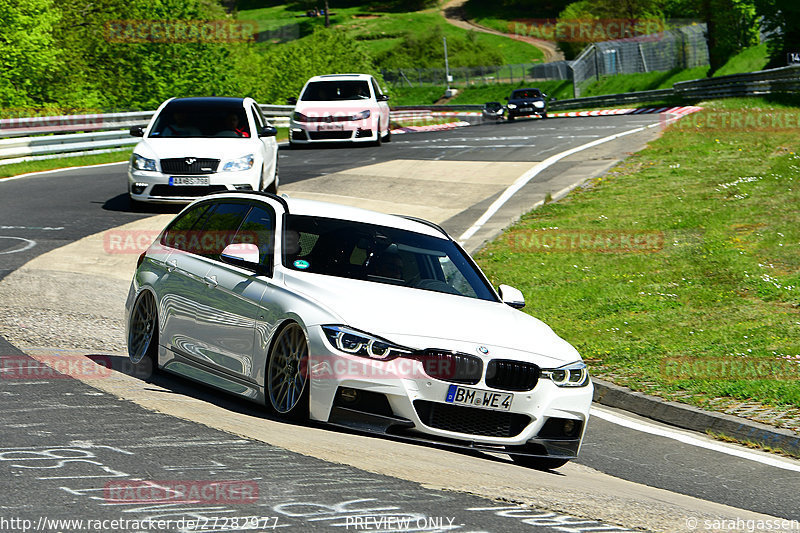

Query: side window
<box><xmin>232</xmin><ymin>205</ymin><xmax>274</xmax><ymax>265</ymax></box>
<box><xmin>161</xmin><ymin>203</ymin><xmax>211</xmax><ymax>250</ymax></box>
<box><xmin>195</xmin><ymin>202</ymin><xmax>251</xmax><ymax>259</ymax></box>
<box><xmin>250</xmin><ymin>104</ymin><xmax>265</xmax><ymax>129</ymax></box>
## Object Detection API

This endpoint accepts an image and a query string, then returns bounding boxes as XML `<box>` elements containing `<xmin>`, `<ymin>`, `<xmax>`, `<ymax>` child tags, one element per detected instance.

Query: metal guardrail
<box><xmin>2</xmin><ymin>66</ymin><xmax>799</xmax><ymax>166</ymax></box>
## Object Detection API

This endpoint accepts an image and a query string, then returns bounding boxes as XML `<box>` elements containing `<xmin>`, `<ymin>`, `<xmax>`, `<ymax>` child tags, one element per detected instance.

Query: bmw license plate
<box><xmin>170</xmin><ymin>176</ymin><xmax>209</xmax><ymax>186</ymax></box>
<box><xmin>445</xmin><ymin>384</ymin><xmax>512</xmax><ymax>411</ymax></box>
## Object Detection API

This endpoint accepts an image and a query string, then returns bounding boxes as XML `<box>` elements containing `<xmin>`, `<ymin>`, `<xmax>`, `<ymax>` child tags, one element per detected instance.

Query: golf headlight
<box><xmin>292</xmin><ymin>111</ymin><xmax>308</xmax><ymax>122</ymax></box>
<box><xmin>321</xmin><ymin>325</ymin><xmax>413</xmax><ymax>361</ymax></box>
<box><xmin>534</xmin><ymin>101</ymin><xmax>545</xmax><ymax>108</ymax></box>
<box><xmin>131</xmin><ymin>154</ymin><xmax>156</xmax><ymax>171</ymax></box>
<box><xmin>351</xmin><ymin>110</ymin><xmax>371</xmax><ymax>120</ymax></box>
<box><xmin>222</xmin><ymin>154</ymin><xmax>254</xmax><ymax>172</ymax></box>
<box><xmin>542</xmin><ymin>362</ymin><xmax>589</xmax><ymax>387</ymax></box>
<box><xmin>506</xmin><ymin>103</ymin><xmax>517</xmax><ymax>109</ymax></box>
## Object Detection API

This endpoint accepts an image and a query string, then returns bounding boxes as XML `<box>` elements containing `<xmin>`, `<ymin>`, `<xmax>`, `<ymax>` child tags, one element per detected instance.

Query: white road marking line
<box><xmin>458</xmin><ymin>121</ymin><xmax>663</xmax><ymax>242</ymax></box>
<box><xmin>0</xmin><ymin>236</ymin><xmax>36</xmax><ymax>254</ymax></box>
<box><xmin>591</xmin><ymin>406</ymin><xmax>800</xmax><ymax>472</ymax></box>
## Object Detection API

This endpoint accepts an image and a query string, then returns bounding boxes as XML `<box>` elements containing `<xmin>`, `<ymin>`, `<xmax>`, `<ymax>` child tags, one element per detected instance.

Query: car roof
<box><xmin>195</xmin><ymin>192</ymin><xmax>448</xmax><ymax>239</ymax></box>
<box><xmin>306</xmin><ymin>73</ymin><xmax>374</xmax><ymax>82</ymax></box>
<box><xmin>166</xmin><ymin>96</ymin><xmax>249</xmax><ymax>106</ymax></box>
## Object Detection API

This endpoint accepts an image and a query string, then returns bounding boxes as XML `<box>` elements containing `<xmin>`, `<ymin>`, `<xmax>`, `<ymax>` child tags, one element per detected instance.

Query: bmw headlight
<box><xmin>542</xmin><ymin>362</ymin><xmax>589</xmax><ymax>387</ymax></box>
<box><xmin>506</xmin><ymin>103</ymin><xmax>517</xmax><ymax>109</ymax></box>
<box><xmin>292</xmin><ymin>111</ymin><xmax>308</xmax><ymax>122</ymax></box>
<box><xmin>534</xmin><ymin>101</ymin><xmax>545</xmax><ymax>108</ymax></box>
<box><xmin>131</xmin><ymin>154</ymin><xmax>156</xmax><ymax>172</ymax></box>
<box><xmin>222</xmin><ymin>154</ymin><xmax>254</xmax><ymax>172</ymax></box>
<box><xmin>351</xmin><ymin>110</ymin><xmax>371</xmax><ymax>120</ymax></box>
<box><xmin>321</xmin><ymin>325</ymin><xmax>413</xmax><ymax>361</ymax></box>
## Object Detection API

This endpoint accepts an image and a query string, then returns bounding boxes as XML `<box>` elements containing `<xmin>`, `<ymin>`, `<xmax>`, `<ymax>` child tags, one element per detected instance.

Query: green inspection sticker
<box><xmin>293</xmin><ymin>259</ymin><xmax>310</xmax><ymax>270</ymax></box>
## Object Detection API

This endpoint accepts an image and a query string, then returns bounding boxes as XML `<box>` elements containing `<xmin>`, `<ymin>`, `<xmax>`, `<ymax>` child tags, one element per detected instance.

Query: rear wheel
<box><xmin>383</xmin><ymin>125</ymin><xmax>392</xmax><ymax>143</ymax></box>
<box><xmin>510</xmin><ymin>455</ymin><xmax>569</xmax><ymax>470</ymax></box>
<box><xmin>266</xmin><ymin>322</ymin><xmax>309</xmax><ymax>420</ymax></box>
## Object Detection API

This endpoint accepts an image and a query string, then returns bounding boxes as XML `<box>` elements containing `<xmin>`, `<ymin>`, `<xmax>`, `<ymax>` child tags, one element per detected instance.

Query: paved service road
<box><xmin>1</xmin><ymin>116</ymin><xmax>798</xmax><ymax>532</ymax></box>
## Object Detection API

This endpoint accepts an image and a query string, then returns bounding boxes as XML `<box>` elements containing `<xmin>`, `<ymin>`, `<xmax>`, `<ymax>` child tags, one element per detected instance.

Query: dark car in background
<box><xmin>482</xmin><ymin>102</ymin><xmax>506</xmax><ymax>122</ymax></box>
<box><xmin>505</xmin><ymin>88</ymin><xmax>547</xmax><ymax>121</ymax></box>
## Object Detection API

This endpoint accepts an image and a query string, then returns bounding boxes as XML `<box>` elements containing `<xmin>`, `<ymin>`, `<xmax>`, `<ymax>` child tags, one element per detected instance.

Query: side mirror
<box><xmin>504</xmin><ymin>96</ymin><xmax>509</xmax><ymax>100</ymax></box>
<box><xmin>498</xmin><ymin>284</ymin><xmax>525</xmax><ymax>309</ymax></box>
<box><xmin>220</xmin><ymin>243</ymin><xmax>261</xmax><ymax>270</ymax></box>
<box><xmin>260</xmin><ymin>126</ymin><xmax>278</xmax><ymax>137</ymax></box>
<box><xmin>286</xmin><ymin>97</ymin><xmax>298</xmax><ymax>105</ymax></box>
<box><xmin>378</xmin><ymin>94</ymin><xmax>390</xmax><ymax>101</ymax></box>
<box><xmin>130</xmin><ymin>126</ymin><xmax>145</xmax><ymax>137</ymax></box>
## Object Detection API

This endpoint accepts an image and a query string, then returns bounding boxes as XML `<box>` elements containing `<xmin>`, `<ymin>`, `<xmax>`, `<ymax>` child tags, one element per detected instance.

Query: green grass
<box><xmin>238</xmin><ymin>6</ymin><xmax>544</xmax><ymax>66</ymax></box>
<box><xmin>476</xmin><ymin>97</ymin><xmax>800</xmax><ymax>410</ymax></box>
<box><xmin>579</xmin><ymin>67</ymin><xmax>709</xmax><ymax>97</ymax></box>
<box><xmin>714</xmin><ymin>43</ymin><xmax>770</xmax><ymax>77</ymax></box>
<box><xmin>0</xmin><ymin>149</ymin><xmax>133</xmax><ymax>180</ymax></box>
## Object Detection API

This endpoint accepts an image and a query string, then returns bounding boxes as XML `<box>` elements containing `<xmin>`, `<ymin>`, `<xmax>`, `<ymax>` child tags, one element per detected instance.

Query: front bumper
<box><xmin>289</xmin><ymin>119</ymin><xmax>378</xmax><ymax>144</ymax></box>
<box><xmin>128</xmin><ymin>168</ymin><xmax>261</xmax><ymax>204</ymax></box>
<box><xmin>306</xmin><ymin>326</ymin><xmax>592</xmax><ymax>456</ymax></box>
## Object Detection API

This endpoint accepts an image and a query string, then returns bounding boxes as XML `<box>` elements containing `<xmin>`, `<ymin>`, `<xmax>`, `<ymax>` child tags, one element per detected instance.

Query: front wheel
<box><xmin>373</xmin><ymin>120</ymin><xmax>382</xmax><ymax>147</ymax></box>
<box><xmin>266</xmin><ymin>322</ymin><xmax>309</xmax><ymax>420</ymax></box>
<box><xmin>264</xmin><ymin>159</ymin><xmax>278</xmax><ymax>194</ymax></box>
<box><xmin>128</xmin><ymin>291</ymin><xmax>159</xmax><ymax>379</ymax></box>
<box><xmin>510</xmin><ymin>455</ymin><xmax>570</xmax><ymax>470</ymax></box>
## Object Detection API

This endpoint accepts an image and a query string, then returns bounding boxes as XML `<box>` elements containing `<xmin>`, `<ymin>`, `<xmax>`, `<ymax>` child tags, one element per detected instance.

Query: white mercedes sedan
<box><xmin>125</xmin><ymin>192</ymin><xmax>592</xmax><ymax>469</ymax></box>
<box><xmin>128</xmin><ymin>97</ymin><xmax>279</xmax><ymax>204</ymax></box>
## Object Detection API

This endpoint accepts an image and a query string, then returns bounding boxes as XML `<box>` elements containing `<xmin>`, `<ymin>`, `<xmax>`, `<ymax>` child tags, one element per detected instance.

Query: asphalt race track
<box><xmin>1</xmin><ymin>115</ymin><xmax>798</xmax><ymax>533</ymax></box>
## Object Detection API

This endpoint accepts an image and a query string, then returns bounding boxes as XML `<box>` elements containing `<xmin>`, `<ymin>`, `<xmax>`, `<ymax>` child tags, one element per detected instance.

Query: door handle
<box><xmin>203</xmin><ymin>275</ymin><xmax>218</xmax><ymax>288</ymax></box>
<box><xmin>166</xmin><ymin>259</ymin><xmax>177</xmax><ymax>272</ymax></box>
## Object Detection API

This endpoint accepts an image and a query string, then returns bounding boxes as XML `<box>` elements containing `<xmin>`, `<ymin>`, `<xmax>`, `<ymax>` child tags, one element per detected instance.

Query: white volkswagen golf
<box><xmin>128</xmin><ymin>97</ymin><xmax>279</xmax><ymax>204</ymax></box>
<box><xmin>126</xmin><ymin>192</ymin><xmax>592</xmax><ymax>469</ymax></box>
<box><xmin>288</xmin><ymin>74</ymin><xmax>391</xmax><ymax>147</ymax></box>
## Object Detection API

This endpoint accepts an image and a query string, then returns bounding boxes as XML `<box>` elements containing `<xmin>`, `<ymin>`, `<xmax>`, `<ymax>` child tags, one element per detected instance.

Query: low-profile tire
<box><xmin>541</xmin><ymin>112</ymin><xmax>548</xmax><ymax>119</ymax></box>
<box><xmin>510</xmin><ymin>455</ymin><xmax>570</xmax><ymax>470</ymax></box>
<box><xmin>507</xmin><ymin>115</ymin><xmax>515</xmax><ymax>121</ymax></box>
<box><xmin>383</xmin><ymin>126</ymin><xmax>392</xmax><ymax>143</ymax></box>
<box><xmin>266</xmin><ymin>322</ymin><xmax>309</xmax><ymax>420</ymax></box>
<box><xmin>264</xmin><ymin>159</ymin><xmax>278</xmax><ymax>194</ymax></box>
<box><xmin>128</xmin><ymin>290</ymin><xmax>159</xmax><ymax>379</ymax></box>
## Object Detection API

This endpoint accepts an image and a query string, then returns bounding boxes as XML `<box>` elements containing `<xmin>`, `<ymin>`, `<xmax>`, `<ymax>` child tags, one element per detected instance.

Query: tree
<box><xmin>755</xmin><ymin>0</ymin><xmax>800</xmax><ymax>67</ymax></box>
<box><xmin>703</xmin><ymin>0</ymin><xmax>759</xmax><ymax>75</ymax></box>
<box><xmin>0</xmin><ymin>0</ymin><xmax>61</xmax><ymax>107</ymax></box>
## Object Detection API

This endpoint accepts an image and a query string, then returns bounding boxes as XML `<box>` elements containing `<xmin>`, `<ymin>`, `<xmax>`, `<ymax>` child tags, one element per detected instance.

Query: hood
<box><xmin>283</xmin><ymin>270</ymin><xmax>580</xmax><ymax>366</ymax></box>
<box><xmin>133</xmin><ymin>137</ymin><xmax>262</xmax><ymax>161</ymax></box>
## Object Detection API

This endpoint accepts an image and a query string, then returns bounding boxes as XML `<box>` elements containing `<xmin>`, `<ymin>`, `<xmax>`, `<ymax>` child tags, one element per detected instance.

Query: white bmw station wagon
<box><xmin>126</xmin><ymin>192</ymin><xmax>592</xmax><ymax>469</ymax></box>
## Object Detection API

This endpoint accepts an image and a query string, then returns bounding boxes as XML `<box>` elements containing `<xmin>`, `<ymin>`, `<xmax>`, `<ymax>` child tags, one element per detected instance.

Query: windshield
<box><xmin>300</xmin><ymin>81</ymin><xmax>372</xmax><ymax>101</ymax></box>
<box><xmin>511</xmin><ymin>89</ymin><xmax>542</xmax><ymax>99</ymax></box>
<box><xmin>149</xmin><ymin>101</ymin><xmax>251</xmax><ymax>138</ymax></box>
<box><xmin>283</xmin><ymin>215</ymin><xmax>498</xmax><ymax>302</ymax></box>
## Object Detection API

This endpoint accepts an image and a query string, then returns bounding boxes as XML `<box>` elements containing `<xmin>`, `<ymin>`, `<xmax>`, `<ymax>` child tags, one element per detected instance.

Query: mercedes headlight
<box><xmin>321</xmin><ymin>325</ymin><xmax>413</xmax><ymax>361</ymax></box>
<box><xmin>542</xmin><ymin>362</ymin><xmax>589</xmax><ymax>387</ymax></box>
<box><xmin>131</xmin><ymin>154</ymin><xmax>156</xmax><ymax>171</ymax></box>
<box><xmin>534</xmin><ymin>101</ymin><xmax>545</xmax><ymax>108</ymax></box>
<box><xmin>222</xmin><ymin>154</ymin><xmax>254</xmax><ymax>172</ymax></box>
